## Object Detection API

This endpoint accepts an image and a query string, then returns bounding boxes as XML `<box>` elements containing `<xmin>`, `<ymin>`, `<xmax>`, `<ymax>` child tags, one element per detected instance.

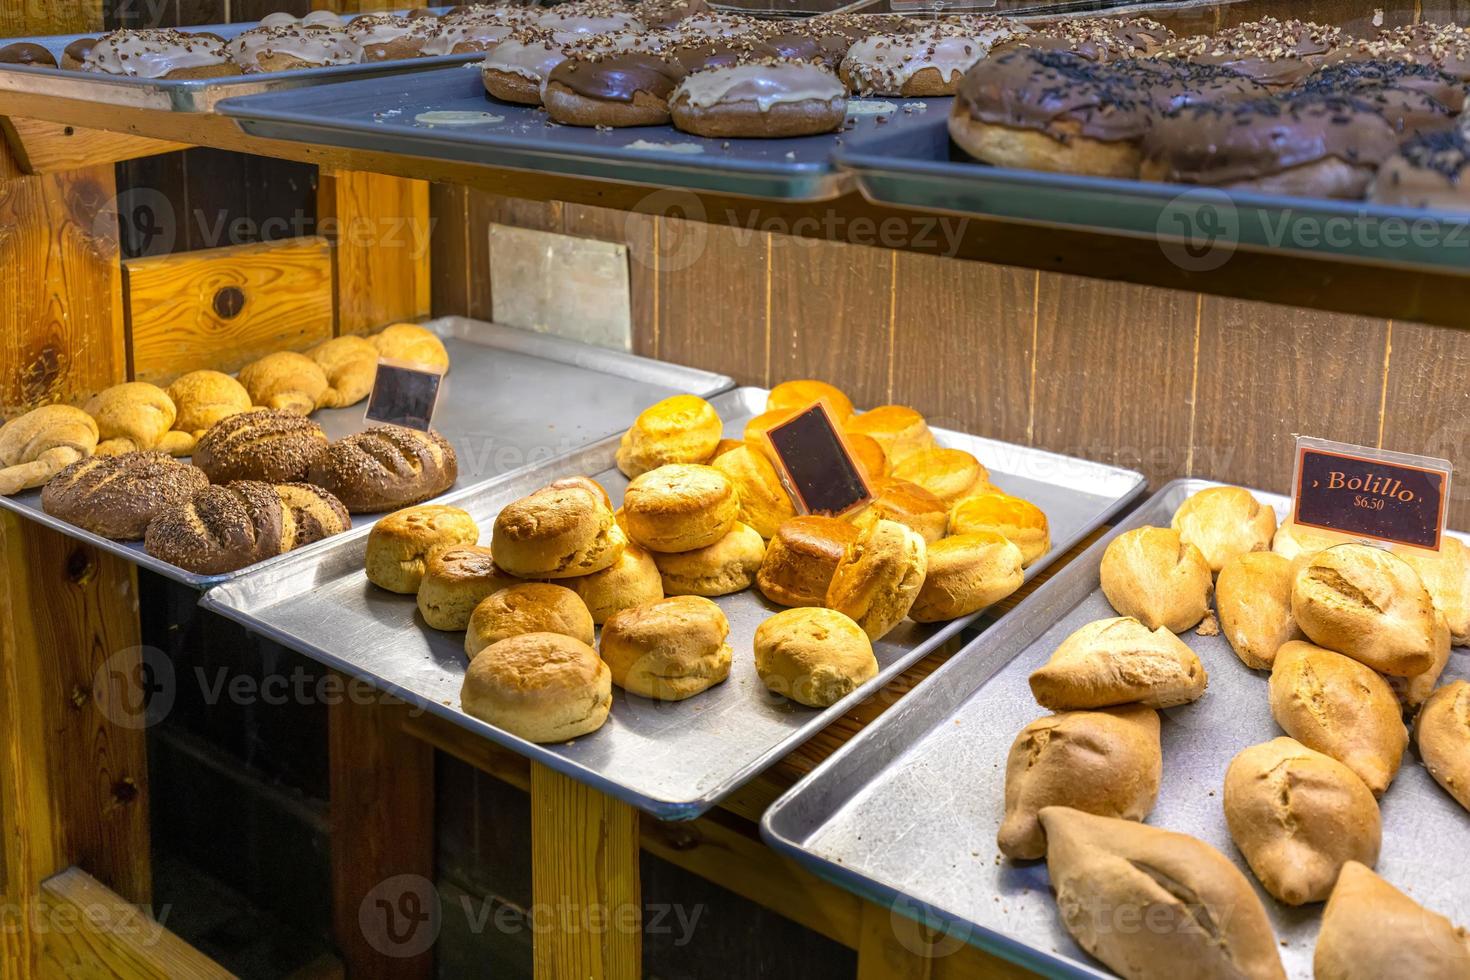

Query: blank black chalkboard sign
<box><xmin>764</xmin><ymin>402</ymin><xmax>873</xmax><ymax>517</ymax></box>
<box><xmin>364</xmin><ymin>359</ymin><xmax>443</xmax><ymax>432</ymax></box>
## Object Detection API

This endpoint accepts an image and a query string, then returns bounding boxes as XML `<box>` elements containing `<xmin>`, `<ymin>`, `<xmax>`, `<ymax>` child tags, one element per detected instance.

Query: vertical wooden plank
<box><xmin>560</xmin><ymin>203</ymin><xmax>658</xmax><ymax>349</ymax></box>
<box><xmin>327</xmin><ymin>694</ymin><xmax>435</xmax><ymax>980</ymax></box>
<box><xmin>429</xmin><ymin>183</ymin><xmax>470</xmax><ymax>319</ymax></box>
<box><xmin>1</xmin><ymin>0</ymin><xmax>103</xmax><ymax>36</ymax></box>
<box><xmin>1380</xmin><ymin>320</ymin><xmax>1470</xmax><ymax>528</ymax></box>
<box><xmin>768</xmin><ymin>240</ymin><xmax>892</xmax><ymax>407</ymax></box>
<box><xmin>530</xmin><ymin>764</ymin><xmax>640</xmax><ymax>980</ymax></box>
<box><xmin>855</xmin><ymin>902</ymin><xmax>933</xmax><ymax>980</ymax></box>
<box><xmin>890</xmin><ymin>255</ymin><xmax>1034</xmax><ymax>446</ymax></box>
<box><xmin>654</xmin><ymin>220</ymin><xmax>768</xmax><ymax>383</ymax></box>
<box><xmin>319</xmin><ymin>170</ymin><xmax>431</xmax><ymax>335</ymax></box>
<box><xmin>1031</xmin><ymin>274</ymin><xmax>1197</xmax><ymax>489</ymax></box>
<box><xmin>1191</xmin><ymin>297</ymin><xmax>1388</xmax><ymax>494</ymax></box>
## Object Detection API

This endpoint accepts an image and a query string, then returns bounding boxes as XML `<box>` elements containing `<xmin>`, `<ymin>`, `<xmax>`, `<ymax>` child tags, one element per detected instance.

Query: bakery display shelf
<box><xmin>0</xmin><ymin>318</ymin><xmax>731</xmax><ymax>590</ymax></box>
<box><xmin>0</xmin><ymin>10</ymin><xmax>476</xmax><ymax>114</ymax></box>
<box><xmin>200</xmin><ymin>386</ymin><xmax>1146</xmax><ymax>820</ymax></box>
<box><xmin>215</xmin><ymin>66</ymin><xmax>942</xmax><ymax>201</ymax></box>
<box><xmin>761</xmin><ymin>478</ymin><xmax>1470</xmax><ymax>980</ymax></box>
<box><xmin>834</xmin><ymin>116</ymin><xmax>1470</xmax><ymax>274</ymax></box>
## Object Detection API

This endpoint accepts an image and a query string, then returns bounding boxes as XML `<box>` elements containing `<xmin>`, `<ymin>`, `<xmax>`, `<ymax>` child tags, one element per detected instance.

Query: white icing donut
<box><xmin>842</xmin><ymin>23</ymin><xmax>1021</xmax><ymax>93</ymax></box>
<box><xmin>674</xmin><ymin>60</ymin><xmax>844</xmax><ymax>111</ymax></box>
<box><xmin>83</xmin><ymin>29</ymin><xmax>230</xmax><ymax>78</ymax></box>
<box><xmin>227</xmin><ymin>25</ymin><xmax>362</xmax><ymax>71</ymax></box>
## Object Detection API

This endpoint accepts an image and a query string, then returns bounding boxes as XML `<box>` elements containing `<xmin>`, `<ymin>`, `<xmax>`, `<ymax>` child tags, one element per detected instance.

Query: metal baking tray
<box><xmin>201</xmin><ymin>386</ymin><xmax>1146</xmax><ymax>820</ymax></box>
<box><xmin>0</xmin><ymin>318</ymin><xmax>731</xmax><ymax>590</ymax></box>
<box><xmin>216</xmin><ymin>66</ymin><xmax>944</xmax><ymax>200</ymax></box>
<box><xmin>762</xmin><ymin>478</ymin><xmax>1470</xmax><ymax>980</ymax></box>
<box><xmin>0</xmin><ymin>10</ymin><xmax>478</xmax><ymax>113</ymax></box>
<box><xmin>834</xmin><ymin>115</ymin><xmax>1470</xmax><ymax>274</ymax></box>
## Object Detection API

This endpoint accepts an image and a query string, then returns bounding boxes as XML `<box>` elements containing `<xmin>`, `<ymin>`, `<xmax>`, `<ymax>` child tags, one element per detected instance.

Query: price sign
<box><xmin>1291</xmin><ymin>436</ymin><xmax>1452</xmax><ymax>551</ymax></box>
<box><xmin>364</xmin><ymin>358</ymin><xmax>443</xmax><ymax>432</ymax></box>
<box><xmin>763</xmin><ymin>401</ymin><xmax>873</xmax><ymax>517</ymax></box>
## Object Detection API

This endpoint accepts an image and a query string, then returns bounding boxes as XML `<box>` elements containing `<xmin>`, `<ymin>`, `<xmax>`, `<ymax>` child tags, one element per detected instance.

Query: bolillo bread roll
<box><xmin>1039</xmin><ymin>807</ymin><xmax>1286</xmax><ymax>980</ymax></box>
<box><xmin>1271</xmin><ymin>520</ymin><xmax>1342</xmax><ymax>562</ymax></box>
<box><xmin>1415</xmin><ymin>679</ymin><xmax>1470</xmax><ymax>813</ymax></box>
<box><xmin>1099</xmin><ymin>526</ymin><xmax>1213</xmax><ymax>633</ymax></box>
<box><xmin>1314</xmin><ymin>862</ymin><xmax>1470</xmax><ymax>980</ymax></box>
<box><xmin>1170</xmin><ymin>485</ymin><xmax>1277</xmax><ymax>573</ymax></box>
<box><xmin>1223</xmin><ymin>737</ymin><xmax>1381</xmax><ymax>906</ymax></box>
<box><xmin>1215</xmin><ymin>551</ymin><xmax>1303</xmax><ymax>670</ymax></box>
<box><xmin>1029</xmin><ymin>616</ymin><xmax>1207</xmax><ymax>711</ymax></box>
<box><xmin>998</xmin><ymin>705</ymin><xmax>1161</xmax><ymax>861</ymax></box>
<box><xmin>1291</xmin><ymin>543</ymin><xmax>1438</xmax><ymax>677</ymax></box>
<box><xmin>1267</xmin><ymin>640</ymin><xmax>1407</xmax><ymax>795</ymax></box>
<box><xmin>1393</xmin><ymin>536</ymin><xmax>1470</xmax><ymax>646</ymax></box>
<box><xmin>1386</xmin><ymin>610</ymin><xmax>1450</xmax><ymax>711</ymax></box>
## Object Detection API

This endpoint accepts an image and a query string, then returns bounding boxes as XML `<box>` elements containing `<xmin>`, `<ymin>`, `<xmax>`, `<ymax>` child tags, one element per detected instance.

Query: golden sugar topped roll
<box><xmin>600</xmin><ymin>595</ymin><xmax>732</xmax><ymax>701</ymax></box>
<box><xmin>492</xmin><ymin>481</ymin><xmax>625</xmax><ymax>579</ymax></box>
<box><xmin>910</xmin><ymin>531</ymin><xmax>1024</xmax><ymax>622</ymax></box>
<box><xmin>844</xmin><ymin>431</ymin><xmax>888</xmax><ymax>481</ymax></box>
<box><xmin>843</xmin><ymin>405</ymin><xmax>935</xmax><ymax>465</ymax></box>
<box><xmin>850</xmin><ymin>478</ymin><xmax>948</xmax><ymax>544</ymax></box>
<box><xmin>567</xmin><ymin>541</ymin><xmax>664</xmax><ymax>625</ymax></box>
<box><xmin>825</xmin><ymin>518</ymin><xmax>928</xmax><ymax>641</ymax></box>
<box><xmin>757</xmin><ymin>515</ymin><xmax>860</xmax><ymax>608</ymax></box>
<box><xmin>755</xmin><ymin>607</ymin><xmax>877</xmax><ymax>708</ymax></box>
<box><xmin>654</xmin><ymin>522</ymin><xmax>766</xmax><ymax>597</ymax></box>
<box><xmin>622</xmin><ymin>463</ymin><xmax>739</xmax><ymax>553</ymax></box>
<box><xmin>464</xmin><ymin>583</ymin><xmax>595</xmax><ymax>659</ymax></box>
<box><xmin>890</xmin><ymin>447</ymin><xmax>991</xmax><ymax>505</ymax></box>
<box><xmin>460</xmin><ymin>632</ymin><xmax>611</xmax><ymax>743</ymax></box>
<box><xmin>366</xmin><ymin>504</ymin><xmax>479</xmax><ymax>594</ymax></box>
<box><xmin>949</xmin><ymin>491</ymin><xmax>1050</xmax><ymax>566</ymax></box>
<box><xmin>766</xmin><ymin>379</ymin><xmax>855</xmax><ymax>421</ymax></box>
<box><xmin>616</xmin><ymin>394</ymin><xmax>723</xmax><ymax>478</ymax></box>
<box><xmin>711</xmin><ymin>444</ymin><xmax>795</xmax><ymax>539</ymax></box>
<box><xmin>743</xmin><ymin>407</ymin><xmax>797</xmax><ymax>447</ymax></box>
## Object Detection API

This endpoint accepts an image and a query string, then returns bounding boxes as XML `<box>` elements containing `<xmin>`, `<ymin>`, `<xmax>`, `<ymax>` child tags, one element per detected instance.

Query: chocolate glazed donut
<box><xmin>61</xmin><ymin>36</ymin><xmax>98</xmax><ymax>69</ymax></box>
<box><xmin>0</xmin><ymin>42</ymin><xmax>57</xmax><ymax>67</ymax></box>
<box><xmin>1372</xmin><ymin>127</ymin><xmax>1470</xmax><ymax>212</ymax></box>
<box><xmin>543</xmin><ymin>51</ymin><xmax>687</xmax><ymax>126</ymax></box>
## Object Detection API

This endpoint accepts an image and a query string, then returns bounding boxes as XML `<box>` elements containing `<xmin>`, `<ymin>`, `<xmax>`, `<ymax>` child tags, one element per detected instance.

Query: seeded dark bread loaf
<box><xmin>306</xmin><ymin>425</ymin><xmax>458</xmax><ymax>514</ymax></box>
<box><xmin>194</xmin><ymin>410</ymin><xmax>328</xmax><ymax>484</ymax></box>
<box><xmin>144</xmin><ymin>480</ymin><xmax>288</xmax><ymax>574</ymax></box>
<box><xmin>275</xmin><ymin>482</ymin><xmax>351</xmax><ymax>550</ymax></box>
<box><xmin>42</xmin><ymin>451</ymin><xmax>207</xmax><ymax>540</ymax></box>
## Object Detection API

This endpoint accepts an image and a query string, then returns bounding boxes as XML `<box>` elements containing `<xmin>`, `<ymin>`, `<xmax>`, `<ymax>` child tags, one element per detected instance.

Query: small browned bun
<box><xmin>542</xmin><ymin>52</ymin><xmax>687</xmax><ymax>127</ymax></box>
<box><xmin>670</xmin><ymin>60</ymin><xmax>846</xmax><ymax>138</ymax></box>
<box><xmin>0</xmin><ymin>42</ymin><xmax>58</xmax><ymax>67</ymax></box>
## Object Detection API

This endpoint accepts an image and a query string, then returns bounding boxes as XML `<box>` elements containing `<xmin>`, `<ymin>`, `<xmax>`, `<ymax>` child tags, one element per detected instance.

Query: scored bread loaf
<box><xmin>274</xmin><ymin>482</ymin><xmax>350</xmax><ymax>550</ymax></box>
<box><xmin>307</xmin><ymin>425</ymin><xmax>458</xmax><ymax>513</ymax></box>
<box><xmin>42</xmin><ymin>451</ymin><xmax>207</xmax><ymax>541</ymax></box>
<box><xmin>194</xmin><ymin>410</ymin><xmax>329</xmax><ymax>484</ymax></box>
<box><xmin>1291</xmin><ymin>543</ymin><xmax>1438</xmax><ymax>677</ymax></box>
<box><xmin>143</xmin><ymin>481</ymin><xmax>288</xmax><ymax>574</ymax></box>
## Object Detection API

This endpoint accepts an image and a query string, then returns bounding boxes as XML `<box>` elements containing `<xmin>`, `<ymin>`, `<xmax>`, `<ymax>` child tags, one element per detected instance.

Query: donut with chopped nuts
<box><xmin>668</xmin><ymin>35</ymin><xmax>779</xmax><ymax>73</ymax></box>
<box><xmin>1339</xmin><ymin>24</ymin><xmax>1470</xmax><ymax>81</ymax></box>
<box><xmin>227</xmin><ymin>25</ymin><xmax>361</xmax><ymax>72</ymax></box>
<box><xmin>482</xmin><ymin>29</ymin><xmax>648</xmax><ymax>105</ymax></box>
<box><xmin>637</xmin><ymin>0</ymin><xmax>710</xmax><ymax>30</ymax></box>
<box><xmin>420</xmin><ymin>6</ymin><xmax>532</xmax><ymax>56</ymax></box>
<box><xmin>80</xmin><ymin>29</ymin><xmax>240</xmax><ymax>79</ymax></box>
<box><xmin>1162</xmin><ymin>16</ymin><xmax>1345</xmax><ymax>87</ymax></box>
<box><xmin>991</xmin><ymin>15</ymin><xmax>1172</xmax><ymax>61</ymax></box>
<box><xmin>670</xmin><ymin>58</ymin><xmax>846</xmax><ymax>138</ymax></box>
<box><xmin>841</xmin><ymin>20</ymin><xmax>1027</xmax><ymax>96</ymax></box>
<box><xmin>542</xmin><ymin>49</ymin><xmax>687</xmax><ymax>126</ymax></box>
<box><xmin>1299</xmin><ymin>58</ymin><xmax>1466</xmax><ymax>115</ymax></box>
<box><xmin>346</xmin><ymin>13</ymin><xmax>434</xmax><ymax>61</ymax></box>
<box><xmin>756</xmin><ymin>22</ymin><xmax>853</xmax><ymax>68</ymax></box>
<box><xmin>536</xmin><ymin>0</ymin><xmax>643</xmax><ymax>38</ymax></box>
<box><xmin>1124</xmin><ymin>57</ymin><xmax>1269</xmax><ymax>111</ymax></box>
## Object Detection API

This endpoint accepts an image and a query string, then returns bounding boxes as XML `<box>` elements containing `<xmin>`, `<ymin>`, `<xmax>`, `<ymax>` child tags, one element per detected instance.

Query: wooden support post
<box><xmin>529</xmin><ymin>763</ymin><xmax>641</xmax><ymax>980</ymax></box>
<box><xmin>318</xmin><ymin>170</ymin><xmax>431</xmax><ymax>335</ymax></box>
<box><xmin>327</xmin><ymin>686</ymin><xmax>435</xmax><ymax>980</ymax></box>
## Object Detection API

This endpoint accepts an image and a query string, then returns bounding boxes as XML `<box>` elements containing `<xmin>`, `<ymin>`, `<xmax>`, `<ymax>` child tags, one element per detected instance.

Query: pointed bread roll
<box><xmin>1099</xmin><ymin>526</ymin><xmax>1213</xmax><ymax>633</ymax></box>
<box><xmin>1039</xmin><ymin>807</ymin><xmax>1286</xmax><ymax>980</ymax></box>
<box><xmin>1171</xmin><ymin>486</ymin><xmax>1277</xmax><ymax>573</ymax></box>
<box><xmin>1223</xmin><ymin>737</ymin><xmax>1380</xmax><ymax>906</ymax></box>
<box><xmin>1315</xmin><ymin>862</ymin><xmax>1470</xmax><ymax>980</ymax></box>
<box><xmin>1267</xmin><ymin>641</ymin><xmax>1407</xmax><ymax>795</ymax></box>
<box><xmin>1291</xmin><ymin>543</ymin><xmax>1438</xmax><ymax>677</ymax></box>
<box><xmin>1415</xmin><ymin>679</ymin><xmax>1470</xmax><ymax>813</ymax></box>
<box><xmin>1029</xmin><ymin>616</ymin><xmax>1207</xmax><ymax>711</ymax></box>
<box><xmin>1393</xmin><ymin>536</ymin><xmax>1470</xmax><ymax>646</ymax></box>
<box><xmin>998</xmin><ymin>705</ymin><xmax>1161</xmax><ymax>860</ymax></box>
<box><xmin>1216</xmin><ymin>551</ymin><xmax>1303</xmax><ymax>670</ymax></box>
<box><xmin>1386</xmin><ymin>610</ymin><xmax>1450</xmax><ymax>712</ymax></box>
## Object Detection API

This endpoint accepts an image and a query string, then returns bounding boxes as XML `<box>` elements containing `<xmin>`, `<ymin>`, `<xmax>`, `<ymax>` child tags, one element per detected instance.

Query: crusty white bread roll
<box><xmin>1291</xmin><ymin>543</ymin><xmax>1438</xmax><ymax>677</ymax></box>
<box><xmin>1215</xmin><ymin>550</ymin><xmax>1303</xmax><ymax>670</ymax></box>
<box><xmin>1415</xmin><ymin>679</ymin><xmax>1470</xmax><ymax>813</ymax></box>
<box><xmin>1099</xmin><ymin>526</ymin><xmax>1213</xmax><ymax>633</ymax></box>
<box><xmin>1314</xmin><ymin>862</ymin><xmax>1470</xmax><ymax>980</ymax></box>
<box><xmin>1029</xmin><ymin>616</ymin><xmax>1207</xmax><ymax>711</ymax></box>
<box><xmin>1393</xmin><ymin>536</ymin><xmax>1470</xmax><ymax>646</ymax></box>
<box><xmin>460</xmin><ymin>632</ymin><xmax>611</xmax><ymax>743</ymax></box>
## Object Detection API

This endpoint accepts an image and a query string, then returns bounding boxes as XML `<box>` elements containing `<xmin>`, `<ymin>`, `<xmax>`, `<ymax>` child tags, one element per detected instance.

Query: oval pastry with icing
<box><xmin>671</xmin><ymin>59</ymin><xmax>846</xmax><ymax>138</ymax></box>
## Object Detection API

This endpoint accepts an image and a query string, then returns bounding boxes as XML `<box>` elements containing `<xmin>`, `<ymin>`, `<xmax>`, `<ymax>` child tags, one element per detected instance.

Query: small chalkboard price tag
<box><xmin>364</xmin><ymin>358</ymin><xmax>444</xmax><ymax>432</ymax></box>
<box><xmin>1291</xmin><ymin>436</ymin><xmax>1452</xmax><ymax>551</ymax></box>
<box><xmin>763</xmin><ymin>401</ymin><xmax>873</xmax><ymax>517</ymax></box>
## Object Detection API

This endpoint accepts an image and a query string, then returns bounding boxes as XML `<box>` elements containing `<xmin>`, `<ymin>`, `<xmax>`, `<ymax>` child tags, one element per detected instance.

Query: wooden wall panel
<box><xmin>890</xmin><ymin>255</ymin><xmax>1034</xmax><ymax>446</ymax></box>
<box><xmin>320</xmin><ymin>170</ymin><xmax>431</xmax><ymax>335</ymax></box>
<box><xmin>1032</xmin><ymin>275</ymin><xmax>1198</xmax><ymax>489</ymax></box>
<box><xmin>1</xmin><ymin>0</ymin><xmax>101</xmax><ymax>36</ymax></box>
<box><xmin>654</xmin><ymin>220</ymin><xmax>769</xmax><ymax>383</ymax></box>
<box><xmin>430</xmin><ymin>183</ymin><xmax>471</xmax><ymax>319</ymax></box>
<box><xmin>1380</xmin><ymin>321</ymin><xmax>1470</xmax><ymax>527</ymax></box>
<box><xmin>1191</xmin><ymin>297</ymin><xmax>1389</xmax><ymax>494</ymax></box>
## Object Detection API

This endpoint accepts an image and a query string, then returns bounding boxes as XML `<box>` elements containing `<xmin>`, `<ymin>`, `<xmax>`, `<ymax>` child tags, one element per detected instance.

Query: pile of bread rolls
<box><xmin>998</xmin><ymin>483</ymin><xmax>1470</xmax><ymax>979</ymax></box>
<box><xmin>0</xmin><ymin>322</ymin><xmax>455</xmax><ymax>575</ymax></box>
<box><xmin>360</xmin><ymin>380</ymin><xmax>1051</xmax><ymax>744</ymax></box>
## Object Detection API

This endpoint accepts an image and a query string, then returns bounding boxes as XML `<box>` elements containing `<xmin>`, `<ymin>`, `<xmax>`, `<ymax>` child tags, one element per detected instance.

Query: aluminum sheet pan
<box><xmin>835</xmin><ymin>116</ymin><xmax>1470</xmax><ymax>274</ymax></box>
<box><xmin>0</xmin><ymin>11</ymin><xmax>477</xmax><ymax>113</ymax></box>
<box><xmin>0</xmin><ymin>318</ymin><xmax>731</xmax><ymax>590</ymax></box>
<box><xmin>201</xmin><ymin>386</ymin><xmax>1145</xmax><ymax>820</ymax></box>
<box><xmin>217</xmin><ymin>66</ymin><xmax>944</xmax><ymax>201</ymax></box>
<box><xmin>762</xmin><ymin>478</ymin><xmax>1470</xmax><ymax>980</ymax></box>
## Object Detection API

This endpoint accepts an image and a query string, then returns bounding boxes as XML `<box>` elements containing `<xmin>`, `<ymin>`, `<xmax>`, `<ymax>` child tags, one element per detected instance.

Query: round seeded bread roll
<box><xmin>1291</xmin><ymin>543</ymin><xmax>1438</xmax><ymax>677</ymax></box>
<box><xmin>615</xmin><ymin>394</ymin><xmax>722</xmax><ymax>478</ymax></box>
<box><xmin>415</xmin><ymin>545</ymin><xmax>519</xmax><ymax>631</ymax></box>
<box><xmin>1170</xmin><ymin>485</ymin><xmax>1277</xmax><ymax>573</ymax></box>
<box><xmin>999</xmin><ymin>705</ymin><xmax>1161</xmax><ymax>861</ymax></box>
<box><xmin>710</xmin><ymin>445</ymin><xmax>795</xmax><ymax>539</ymax></box>
<box><xmin>1315</xmin><ymin>862</ymin><xmax>1470</xmax><ymax>980</ymax></box>
<box><xmin>1030</xmin><ymin>616</ymin><xmax>1207</xmax><ymax>711</ymax></box>
<box><xmin>890</xmin><ymin>447</ymin><xmax>991</xmax><ymax>505</ymax></box>
<box><xmin>757</xmin><ymin>515</ymin><xmax>859</xmax><ymax>608</ymax></box>
<box><xmin>653</xmin><ymin>522</ymin><xmax>765</xmax><ymax>597</ymax></box>
<box><xmin>1099</xmin><ymin>526</ymin><xmax>1213</xmax><ymax>633</ymax></box>
<box><xmin>843</xmin><ymin>405</ymin><xmax>934</xmax><ymax>465</ymax></box>
<box><xmin>1268</xmin><ymin>640</ymin><xmax>1407</xmax><ymax>796</ymax></box>
<box><xmin>464</xmin><ymin>583</ymin><xmax>594</xmax><ymax>659</ymax></box>
<box><xmin>766</xmin><ymin>379</ymin><xmax>854</xmax><ymax>421</ymax></box>
<box><xmin>1415</xmin><ymin>679</ymin><xmax>1470</xmax><ymax>814</ymax></box>
<box><xmin>366</xmin><ymin>505</ymin><xmax>479</xmax><ymax>593</ymax></box>
<box><xmin>1216</xmin><ymin>550</ymin><xmax>1303</xmax><ymax>670</ymax></box>
<box><xmin>492</xmin><ymin>482</ymin><xmax>625</xmax><ymax>579</ymax></box>
<box><xmin>754</xmin><ymin>607</ymin><xmax>877</xmax><ymax>708</ymax></box>
<box><xmin>825</xmin><ymin>518</ymin><xmax>927</xmax><ymax>641</ymax></box>
<box><xmin>623</xmin><ymin>463</ymin><xmax>738</xmax><ymax>553</ymax></box>
<box><xmin>193</xmin><ymin>410</ymin><xmax>328</xmax><ymax>484</ymax></box>
<box><xmin>910</xmin><ymin>531</ymin><xmax>1024</xmax><ymax>623</ymax></box>
<box><xmin>600</xmin><ymin>595</ymin><xmax>731</xmax><ymax>701</ymax></box>
<box><xmin>1224</xmin><ymin>737</ymin><xmax>1381</xmax><ymax>906</ymax></box>
<box><xmin>850</xmin><ymin>478</ymin><xmax>948</xmax><ymax>544</ymax></box>
<box><xmin>567</xmin><ymin>541</ymin><xmax>663</xmax><ymax>625</ymax></box>
<box><xmin>948</xmin><ymin>491</ymin><xmax>1050</xmax><ymax>566</ymax></box>
<box><xmin>460</xmin><ymin>632</ymin><xmax>610</xmax><ymax>743</ymax></box>
<box><xmin>1392</xmin><ymin>536</ymin><xmax>1470</xmax><ymax>646</ymax></box>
